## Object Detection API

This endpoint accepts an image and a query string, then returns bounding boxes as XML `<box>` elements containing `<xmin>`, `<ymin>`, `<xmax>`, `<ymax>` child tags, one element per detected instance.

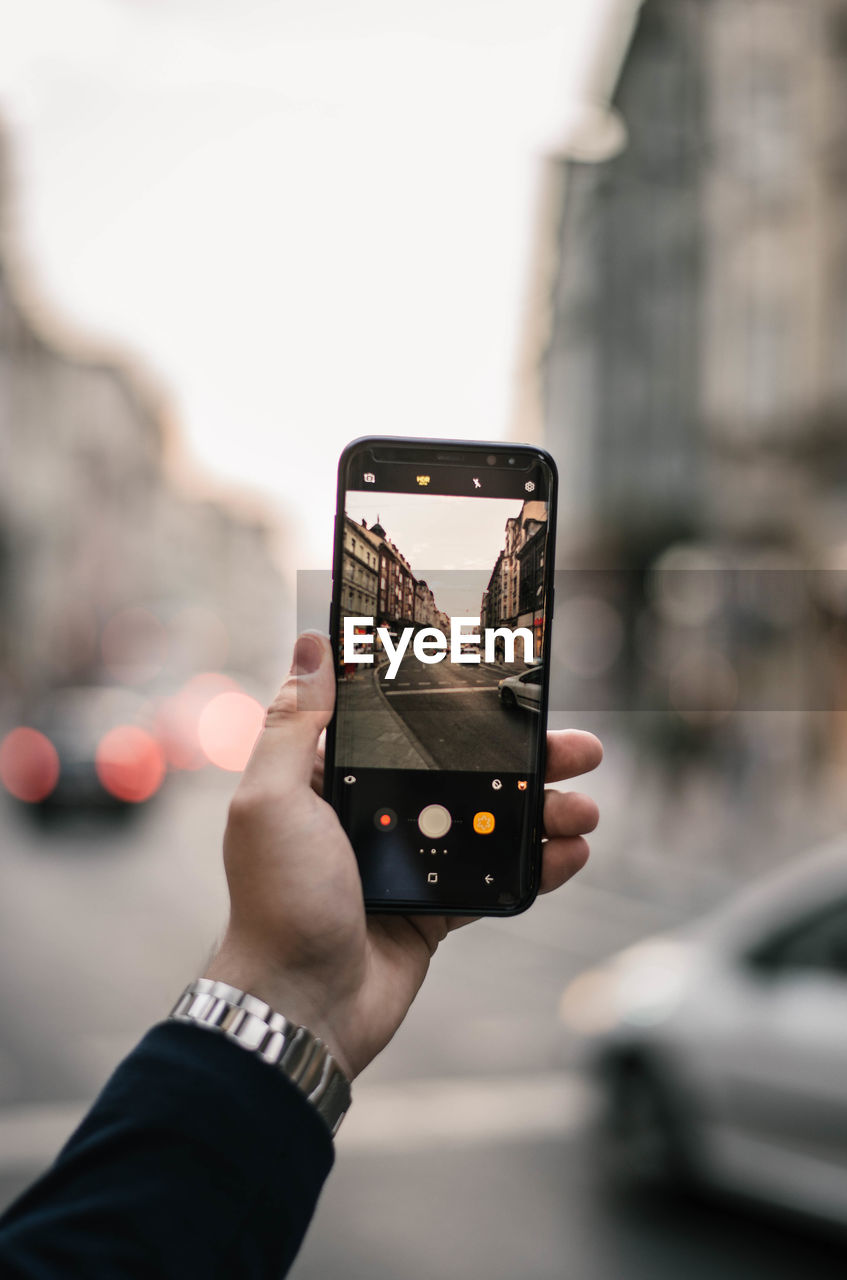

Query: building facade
<box><xmin>481</xmin><ymin>500</ymin><xmax>549</xmax><ymax>660</ymax></box>
<box><xmin>339</xmin><ymin>517</ymin><xmax>380</xmax><ymax>625</ymax></box>
<box><xmin>533</xmin><ymin>0</ymin><xmax>847</xmax><ymax>559</ymax></box>
<box><xmin>0</xmin><ymin>123</ymin><xmax>286</xmax><ymax>702</ymax></box>
<box><xmin>517</xmin><ymin>0</ymin><xmax>847</xmax><ymax>777</ymax></box>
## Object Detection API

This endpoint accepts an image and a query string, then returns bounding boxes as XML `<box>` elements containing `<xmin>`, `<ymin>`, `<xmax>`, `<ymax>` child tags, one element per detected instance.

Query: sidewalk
<box><xmin>338</xmin><ymin>668</ymin><xmax>435</xmax><ymax>769</ymax></box>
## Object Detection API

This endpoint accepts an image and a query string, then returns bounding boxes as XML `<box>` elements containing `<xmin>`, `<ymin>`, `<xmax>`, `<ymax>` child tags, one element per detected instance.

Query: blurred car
<box><xmin>498</xmin><ymin>665</ymin><xmax>543</xmax><ymax>711</ymax></box>
<box><xmin>3</xmin><ymin>686</ymin><xmax>166</xmax><ymax>814</ymax></box>
<box><xmin>559</xmin><ymin>838</ymin><xmax>847</xmax><ymax>1225</ymax></box>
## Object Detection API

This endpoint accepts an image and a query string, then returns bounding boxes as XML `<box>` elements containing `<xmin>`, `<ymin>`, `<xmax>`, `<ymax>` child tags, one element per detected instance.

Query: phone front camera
<box><xmin>486</xmin><ymin>454</ymin><xmax>497</xmax><ymax>466</ymax></box>
<box><xmin>508</xmin><ymin>457</ymin><xmax>515</xmax><ymax>465</ymax></box>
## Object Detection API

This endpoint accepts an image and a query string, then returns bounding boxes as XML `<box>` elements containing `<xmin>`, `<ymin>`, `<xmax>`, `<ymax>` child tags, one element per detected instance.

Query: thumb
<box><xmin>244</xmin><ymin>631</ymin><xmax>336</xmax><ymax>790</ymax></box>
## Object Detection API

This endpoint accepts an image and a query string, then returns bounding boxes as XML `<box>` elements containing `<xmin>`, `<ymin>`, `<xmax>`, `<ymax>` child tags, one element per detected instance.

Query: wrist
<box><xmin>202</xmin><ymin>951</ymin><xmax>357</xmax><ymax>1081</ymax></box>
<box><xmin>172</xmin><ymin>976</ymin><xmax>352</xmax><ymax>1135</ymax></box>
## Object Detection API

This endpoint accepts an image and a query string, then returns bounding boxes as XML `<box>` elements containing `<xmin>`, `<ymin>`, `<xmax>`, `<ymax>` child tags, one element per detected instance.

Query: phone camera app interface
<box><xmin>333</xmin><ymin>449</ymin><xmax>552</xmax><ymax>911</ymax></box>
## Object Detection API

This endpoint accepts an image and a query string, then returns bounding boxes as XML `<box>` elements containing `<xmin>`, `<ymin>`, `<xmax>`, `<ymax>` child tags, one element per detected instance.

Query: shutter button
<box><xmin>417</xmin><ymin>804</ymin><xmax>452</xmax><ymax>839</ymax></box>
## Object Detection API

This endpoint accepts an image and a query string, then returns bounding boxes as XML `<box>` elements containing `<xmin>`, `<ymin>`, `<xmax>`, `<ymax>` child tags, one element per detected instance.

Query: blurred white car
<box><xmin>498</xmin><ymin>666</ymin><xmax>543</xmax><ymax>712</ymax></box>
<box><xmin>559</xmin><ymin>839</ymin><xmax>847</xmax><ymax>1225</ymax></box>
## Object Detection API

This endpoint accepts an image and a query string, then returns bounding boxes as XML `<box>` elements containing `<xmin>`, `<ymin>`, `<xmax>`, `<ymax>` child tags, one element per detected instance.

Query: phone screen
<box><xmin>326</xmin><ymin>439</ymin><xmax>556</xmax><ymax>914</ymax></box>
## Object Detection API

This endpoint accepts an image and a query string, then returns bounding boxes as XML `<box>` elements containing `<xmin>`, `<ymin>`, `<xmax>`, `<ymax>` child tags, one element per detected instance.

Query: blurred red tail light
<box><xmin>0</xmin><ymin>727</ymin><xmax>61</xmax><ymax>803</ymax></box>
<box><xmin>95</xmin><ymin>725</ymin><xmax>166</xmax><ymax>803</ymax></box>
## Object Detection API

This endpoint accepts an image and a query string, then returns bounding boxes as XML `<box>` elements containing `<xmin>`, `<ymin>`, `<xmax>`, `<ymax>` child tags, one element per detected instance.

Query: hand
<box><xmin>204</xmin><ymin>632</ymin><xmax>602</xmax><ymax>1080</ymax></box>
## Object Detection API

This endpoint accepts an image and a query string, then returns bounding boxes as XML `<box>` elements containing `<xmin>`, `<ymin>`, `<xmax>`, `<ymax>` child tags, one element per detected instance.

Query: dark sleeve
<box><xmin>0</xmin><ymin>1020</ymin><xmax>334</xmax><ymax>1280</ymax></box>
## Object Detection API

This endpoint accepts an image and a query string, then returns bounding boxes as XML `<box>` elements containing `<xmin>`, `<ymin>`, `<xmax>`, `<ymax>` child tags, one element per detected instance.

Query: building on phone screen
<box><xmin>480</xmin><ymin>501</ymin><xmax>548</xmax><ymax>662</ymax></box>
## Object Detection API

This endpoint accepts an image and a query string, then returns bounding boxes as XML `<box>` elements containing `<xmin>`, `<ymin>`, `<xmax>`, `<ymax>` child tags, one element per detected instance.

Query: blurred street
<box><xmin>1</xmin><ymin>733</ymin><xmax>844</xmax><ymax>1276</ymax></box>
<box><xmin>5</xmin><ymin>0</ymin><xmax>847</xmax><ymax>1269</ymax></box>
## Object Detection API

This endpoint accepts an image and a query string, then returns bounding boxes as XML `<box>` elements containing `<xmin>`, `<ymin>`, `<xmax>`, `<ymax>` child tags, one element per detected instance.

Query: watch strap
<box><xmin>169</xmin><ymin>977</ymin><xmax>351</xmax><ymax>1136</ymax></box>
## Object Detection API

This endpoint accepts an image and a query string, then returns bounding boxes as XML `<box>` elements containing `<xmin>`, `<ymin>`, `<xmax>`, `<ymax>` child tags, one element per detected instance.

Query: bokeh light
<box><xmin>555</xmin><ymin>595</ymin><xmax>624</xmax><ymax>678</ymax></box>
<box><xmin>197</xmin><ymin>691</ymin><xmax>265</xmax><ymax>772</ymax></box>
<box><xmin>558</xmin><ymin>968</ymin><xmax>619</xmax><ymax>1036</ymax></box>
<box><xmin>154</xmin><ymin>673</ymin><xmax>240</xmax><ymax>770</ymax></box>
<box><xmin>649</xmin><ymin>545</ymin><xmax>726</xmax><ymax>627</ymax></box>
<box><xmin>95</xmin><ymin>725</ymin><xmax>166</xmax><ymax>803</ymax></box>
<box><xmin>0</xmin><ymin>728</ymin><xmax>61</xmax><ymax>803</ymax></box>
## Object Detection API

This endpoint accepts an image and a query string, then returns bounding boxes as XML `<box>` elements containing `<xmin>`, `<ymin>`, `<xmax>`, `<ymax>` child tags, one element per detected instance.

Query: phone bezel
<box><xmin>324</xmin><ymin>435</ymin><xmax>558</xmax><ymax>917</ymax></box>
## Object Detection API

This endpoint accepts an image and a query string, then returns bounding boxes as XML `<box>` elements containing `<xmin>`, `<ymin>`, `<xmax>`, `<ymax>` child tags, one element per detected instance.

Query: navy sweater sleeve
<box><xmin>0</xmin><ymin>1020</ymin><xmax>334</xmax><ymax>1280</ymax></box>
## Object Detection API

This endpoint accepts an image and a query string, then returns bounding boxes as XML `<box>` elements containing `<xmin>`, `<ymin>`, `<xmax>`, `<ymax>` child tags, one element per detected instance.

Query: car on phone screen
<box><xmin>559</xmin><ymin>837</ymin><xmax>847</xmax><ymax>1226</ymax></box>
<box><xmin>498</xmin><ymin>665</ymin><xmax>543</xmax><ymax>712</ymax></box>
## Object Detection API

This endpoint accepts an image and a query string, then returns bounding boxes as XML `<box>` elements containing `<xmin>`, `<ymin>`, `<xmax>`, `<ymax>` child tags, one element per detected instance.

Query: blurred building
<box><xmin>0</xmin><ymin>123</ymin><xmax>286</xmax><ymax>703</ymax></box>
<box><xmin>518</xmin><ymin>0</ymin><xmax>847</xmax><ymax>768</ymax></box>
<box><xmin>528</xmin><ymin>0</ymin><xmax>847</xmax><ymax>556</ymax></box>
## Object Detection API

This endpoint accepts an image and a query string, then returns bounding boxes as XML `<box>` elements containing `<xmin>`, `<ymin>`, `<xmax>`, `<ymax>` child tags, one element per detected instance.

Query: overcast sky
<box><xmin>348</xmin><ymin>491</ymin><xmax>530</xmax><ymax>614</ymax></box>
<box><xmin>0</xmin><ymin>0</ymin><xmax>620</xmax><ymax>575</ymax></box>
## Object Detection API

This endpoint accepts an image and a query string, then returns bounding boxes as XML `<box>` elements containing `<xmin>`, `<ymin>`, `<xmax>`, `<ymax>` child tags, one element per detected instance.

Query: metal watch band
<box><xmin>169</xmin><ymin>978</ymin><xmax>351</xmax><ymax>1137</ymax></box>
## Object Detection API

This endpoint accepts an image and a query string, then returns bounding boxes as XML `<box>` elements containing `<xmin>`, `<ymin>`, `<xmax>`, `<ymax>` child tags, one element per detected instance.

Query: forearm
<box><xmin>0</xmin><ymin>1021</ymin><xmax>333</xmax><ymax>1280</ymax></box>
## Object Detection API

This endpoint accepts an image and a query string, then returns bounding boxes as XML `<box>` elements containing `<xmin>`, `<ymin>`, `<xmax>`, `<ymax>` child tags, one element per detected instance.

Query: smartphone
<box><xmin>325</xmin><ymin>436</ymin><xmax>557</xmax><ymax>916</ymax></box>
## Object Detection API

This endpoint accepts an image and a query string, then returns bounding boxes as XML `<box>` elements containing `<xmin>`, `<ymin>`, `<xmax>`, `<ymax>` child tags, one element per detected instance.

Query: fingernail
<box><xmin>290</xmin><ymin>633</ymin><xmax>323</xmax><ymax>676</ymax></box>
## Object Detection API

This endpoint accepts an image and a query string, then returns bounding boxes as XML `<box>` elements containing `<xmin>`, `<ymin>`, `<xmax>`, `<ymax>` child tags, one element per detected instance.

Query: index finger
<box><xmin>545</xmin><ymin>729</ymin><xmax>603</xmax><ymax>783</ymax></box>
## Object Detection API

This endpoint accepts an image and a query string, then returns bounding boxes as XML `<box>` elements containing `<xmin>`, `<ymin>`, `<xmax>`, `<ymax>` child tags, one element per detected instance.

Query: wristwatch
<box><xmin>169</xmin><ymin>977</ymin><xmax>352</xmax><ymax>1136</ymax></box>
